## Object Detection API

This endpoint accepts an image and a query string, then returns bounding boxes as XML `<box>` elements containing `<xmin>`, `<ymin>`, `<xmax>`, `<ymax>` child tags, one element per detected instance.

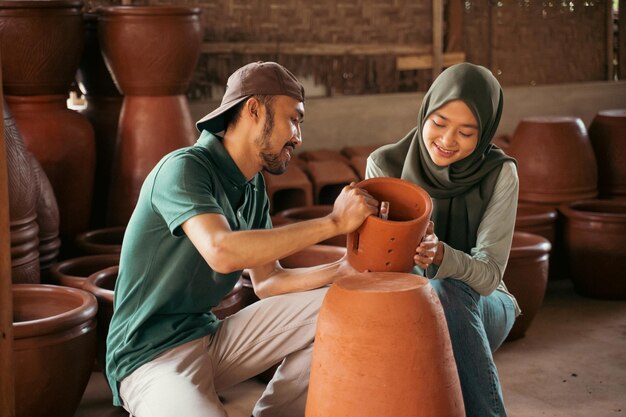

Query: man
<box><xmin>105</xmin><ymin>61</ymin><xmax>378</xmax><ymax>417</ymax></box>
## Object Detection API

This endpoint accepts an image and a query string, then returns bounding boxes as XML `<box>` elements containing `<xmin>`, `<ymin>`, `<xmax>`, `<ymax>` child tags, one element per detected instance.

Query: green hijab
<box><xmin>369</xmin><ymin>63</ymin><xmax>515</xmax><ymax>254</ymax></box>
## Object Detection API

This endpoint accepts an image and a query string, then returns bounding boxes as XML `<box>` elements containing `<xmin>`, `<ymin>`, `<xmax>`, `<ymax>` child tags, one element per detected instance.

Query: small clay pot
<box><xmin>274</xmin><ymin>205</ymin><xmax>345</xmax><ymax>246</ymax></box>
<box><xmin>306</xmin><ymin>272</ymin><xmax>464</xmax><ymax>417</ymax></box>
<box><xmin>75</xmin><ymin>226</ymin><xmax>125</xmax><ymax>255</ymax></box>
<box><xmin>13</xmin><ymin>284</ymin><xmax>97</xmax><ymax>417</ymax></box>
<box><xmin>50</xmin><ymin>253</ymin><xmax>120</xmax><ymax>289</ymax></box>
<box><xmin>347</xmin><ymin>177</ymin><xmax>432</xmax><ymax>272</ymax></box>
<box><xmin>560</xmin><ymin>199</ymin><xmax>626</xmax><ymax>299</ymax></box>
<box><xmin>503</xmin><ymin>232</ymin><xmax>551</xmax><ymax>341</ymax></box>
<box><xmin>588</xmin><ymin>109</ymin><xmax>626</xmax><ymax>198</ymax></box>
<box><xmin>506</xmin><ymin>116</ymin><xmax>598</xmax><ymax>205</ymax></box>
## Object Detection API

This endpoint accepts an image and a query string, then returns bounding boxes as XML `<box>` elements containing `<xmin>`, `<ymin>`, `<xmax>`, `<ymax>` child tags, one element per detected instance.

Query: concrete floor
<box><xmin>74</xmin><ymin>279</ymin><xmax>626</xmax><ymax>417</ymax></box>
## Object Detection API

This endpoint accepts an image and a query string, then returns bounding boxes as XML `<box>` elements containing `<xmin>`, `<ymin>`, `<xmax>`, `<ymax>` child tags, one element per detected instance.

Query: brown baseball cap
<box><xmin>196</xmin><ymin>61</ymin><xmax>305</xmax><ymax>133</ymax></box>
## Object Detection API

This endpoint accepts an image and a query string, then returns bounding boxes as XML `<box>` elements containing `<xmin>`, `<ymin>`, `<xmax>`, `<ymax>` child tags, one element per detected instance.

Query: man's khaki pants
<box><xmin>119</xmin><ymin>287</ymin><xmax>328</xmax><ymax>417</ymax></box>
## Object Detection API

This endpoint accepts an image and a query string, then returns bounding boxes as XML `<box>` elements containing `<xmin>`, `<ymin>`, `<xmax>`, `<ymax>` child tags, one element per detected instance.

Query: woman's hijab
<box><xmin>369</xmin><ymin>63</ymin><xmax>515</xmax><ymax>253</ymax></box>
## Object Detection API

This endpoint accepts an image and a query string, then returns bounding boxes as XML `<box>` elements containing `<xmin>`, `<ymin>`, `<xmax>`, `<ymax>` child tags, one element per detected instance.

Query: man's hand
<box><xmin>328</xmin><ymin>182</ymin><xmax>379</xmax><ymax>234</ymax></box>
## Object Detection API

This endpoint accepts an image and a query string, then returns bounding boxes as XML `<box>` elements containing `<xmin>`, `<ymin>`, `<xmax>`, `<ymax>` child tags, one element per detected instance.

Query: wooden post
<box><xmin>446</xmin><ymin>0</ymin><xmax>464</xmax><ymax>52</ymax></box>
<box><xmin>432</xmin><ymin>0</ymin><xmax>444</xmax><ymax>80</ymax></box>
<box><xmin>0</xmin><ymin>52</ymin><xmax>16</xmax><ymax>417</ymax></box>
<box><xmin>621</xmin><ymin>0</ymin><xmax>626</xmax><ymax>80</ymax></box>
<box><xmin>607</xmin><ymin>0</ymin><xmax>614</xmax><ymax>80</ymax></box>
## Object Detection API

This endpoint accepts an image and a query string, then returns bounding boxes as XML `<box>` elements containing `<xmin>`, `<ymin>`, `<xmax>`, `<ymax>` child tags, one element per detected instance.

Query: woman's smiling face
<box><xmin>422</xmin><ymin>100</ymin><xmax>480</xmax><ymax>167</ymax></box>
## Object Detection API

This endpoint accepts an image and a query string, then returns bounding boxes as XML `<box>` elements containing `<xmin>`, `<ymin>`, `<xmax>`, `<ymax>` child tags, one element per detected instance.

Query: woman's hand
<box><xmin>414</xmin><ymin>221</ymin><xmax>442</xmax><ymax>270</ymax></box>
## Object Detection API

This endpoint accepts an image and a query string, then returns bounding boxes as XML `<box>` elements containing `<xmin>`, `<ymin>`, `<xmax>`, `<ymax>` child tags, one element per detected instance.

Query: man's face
<box><xmin>255</xmin><ymin>96</ymin><xmax>305</xmax><ymax>175</ymax></box>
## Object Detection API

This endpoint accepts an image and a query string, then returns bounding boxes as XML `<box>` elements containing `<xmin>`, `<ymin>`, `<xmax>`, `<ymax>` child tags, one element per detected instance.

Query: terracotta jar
<box><xmin>304</xmin><ymin>160</ymin><xmax>359</xmax><ymax>205</ymax></box>
<box><xmin>6</xmin><ymin>94</ymin><xmax>96</xmax><ymax>253</ymax></box>
<box><xmin>274</xmin><ymin>205</ymin><xmax>346</xmax><ymax>246</ymax></box>
<box><xmin>77</xmin><ymin>12</ymin><xmax>124</xmax><ymax>228</ymax></box>
<box><xmin>588</xmin><ymin>109</ymin><xmax>626</xmax><ymax>199</ymax></box>
<box><xmin>347</xmin><ymin>177</ymin><xmax>433</xmax><ymax>272</ymax></box>
<box><xmin>75</xmin><ymin>226</ymin><xmax>125</xmax><ymax>255</ymax></box>
<box><xmin>13</xmin><ymin>284</ymin><xmax>97</xmax><ymax>417</ymax></box>
<box><xmin>506</xmin><ymin>116</ymin><xmax>598</xmax><ymax>205</ymax></box>
<box><xmin>0</xmin><ymin>0</ymin><xmax>84</xmax><ymax>96</ymax></box>
<box><xmin>4</xmin><ymin>102</ymin><xmax>40</xmax><ymax>283</ymax></box>
<box><xmin>341</xmin><ymin>144</ymin><xmax>383</xmax><ymax>159</ymax></box>
<box><xmin>503</xmin><ymin>231</ymin><xmax>551</xmax><ymax>341</ymax></box>
<box><xmin>306</xmin><ymin>273</ymin><xmax>464</xmax><ymax>417</ymax></box>
<box><xmin>560</xmin><ymin>199</ymin><xmax>626</xmax><ymax>299</ymax></box>
<box><xmin>262</xmin><ymin>165</ymin><xmax>313</xmax><ymax>214</ymax></box>
<box><xmin>50</xmin><ymin>253</ymin><xmax>120</xmax><ymax>289</ymax></box>
<box><xmin>98</xmin><ymin>6</ymin><xmax>202</xmax><ymax>225</ymax></box>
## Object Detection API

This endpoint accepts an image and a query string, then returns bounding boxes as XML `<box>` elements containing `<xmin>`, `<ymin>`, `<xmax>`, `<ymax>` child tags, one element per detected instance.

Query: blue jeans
<box><xmin>429</xmin><ymin>278</ymin><xmax>516</xmax><ymax>417</ymax></box>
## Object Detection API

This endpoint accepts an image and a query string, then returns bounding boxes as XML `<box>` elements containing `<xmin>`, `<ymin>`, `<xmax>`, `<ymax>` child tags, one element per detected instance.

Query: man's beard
<box><xmin>257</xmin><ymin>104</ymin><xmax>290</xmax><ymax>175</ymax></box>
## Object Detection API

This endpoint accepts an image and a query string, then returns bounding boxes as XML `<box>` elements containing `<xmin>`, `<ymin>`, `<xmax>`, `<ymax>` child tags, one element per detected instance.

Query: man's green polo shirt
<box><xmin>106</xmin><ymin>131</ymin><xmax>271</xmax><ymax>406</ymax></box>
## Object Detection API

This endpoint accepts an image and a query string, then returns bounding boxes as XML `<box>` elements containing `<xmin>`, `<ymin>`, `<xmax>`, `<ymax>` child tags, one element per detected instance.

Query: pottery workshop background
<box><xmin>83</xmin><ymin>0</ymin><xmax>619</xmax><ymax>100</ymax></box>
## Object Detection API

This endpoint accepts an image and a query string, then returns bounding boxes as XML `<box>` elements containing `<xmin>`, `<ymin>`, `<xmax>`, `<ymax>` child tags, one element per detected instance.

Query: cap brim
<box><xmin>195</xmin><ymin>95</ymin><xmax>251</xmax><ymax>133</ymax></box>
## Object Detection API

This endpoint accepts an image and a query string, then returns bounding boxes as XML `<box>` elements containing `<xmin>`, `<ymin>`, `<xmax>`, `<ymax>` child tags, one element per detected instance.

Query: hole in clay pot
<box><xmin>390</xmin><ymin>237</ymin><xmax>395</xmax><ymax>241</ymax></box>
<box><xmin>352</xmin><ymin>232</ymin><xmax>360</xmax><ymax>252</ymax></box>
<box><xmin>388</xmin><ymin>249</ymin><xmax>393</xmax><ymax>253</ymax></box>
<box><xmin>385</xmin><ymin>261</ymin><xmax>391</xmax><ymax>266</ymax></box>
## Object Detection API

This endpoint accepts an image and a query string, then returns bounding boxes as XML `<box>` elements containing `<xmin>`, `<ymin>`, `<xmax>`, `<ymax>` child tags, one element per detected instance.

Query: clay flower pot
<box><xmin>560</xmin><ymin>199</ymin><xmax>626</xmax><ymax>299</ymax></box>
<box><xmin>503</xmin><ymin>232</ymin><xmax>551</xmax><ymax>341</ymax></box>
<box><xmin>347</xmin><ymin>177</ymin><xmax>432</xmax><ymax>272</ymax></box>
<box><xmin>506</xmin><ymin>116</ymin><xmax>598</xmax><ymax>205</ymax></box>
<box><xmin>13</xmin><ymin>284</ymin><xmax>97</xmax><ymax>417</ymax></box>
<box><xmin>50</xmin><ymin>253</ymin><xmax>120</xmax><ymax>289</ymax></box>
<box><xmin>0</xmin><ymin>0</ymin><xmax>84</xmax><ymax>96</ymax></box>
<box><xmin>306</xmin><ymin>272</ymin><xmax>464</xmax><ymax>417</ymax></box>
<box><xmin>588</xmin><ymin>109</ymin><xmax>626</xmax><ymax>199</ymax></box>
<box><xmin>274</xmin><ymin>205</ymin><xmax>346</xmax><ymax>246</ymax></box>
<box><xmin>75</xmin><ymin>226</ymin><xmax>125</xmax><ymax>255</ymax></box>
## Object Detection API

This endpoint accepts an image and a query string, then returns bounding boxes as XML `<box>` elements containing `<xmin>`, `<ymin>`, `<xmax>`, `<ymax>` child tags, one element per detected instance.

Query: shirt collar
<box><xmin>196</xmin><ymin>131</ymin><xmax>251</xmax><ymax>188</ymax></box>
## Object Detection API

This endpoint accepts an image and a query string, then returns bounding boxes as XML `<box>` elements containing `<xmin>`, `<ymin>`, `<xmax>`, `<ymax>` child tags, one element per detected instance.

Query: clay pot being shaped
<box><xmin>306</xmin><ymin>272</ymin><xmax>464</xmax><ymax>417</ymax></box>
<box><xmin>503</xmin><ymin>231</ymin><xmax>551</xmax><ymax>341</ymax></box>
<box><xmin>98</xmin><ymin>6</ymin><xmax>202</xmax><ymax>226</ymax></box>
<box><xmin>274</xmin><ymin>205</ymin><xmax>346</xmax><ymax>246</ymax></box>
<box><xmin>506</xmin><ymin>116</ymin><xmax>598</xmax><ymax>205</ymax></box>
<box><xmin>13</xmin><ymin>284</ymin><xmax>97</xmax><ymax>417</ymax></box>
<box><xmin>588</xmin><ymin>109</ymin><xmax>626</xmax><ymax>199</ymax></box>
<box><xmin>75</xmin><ymin>226</ymin><xmax>125</xmax><ymax>255</ymax></box>
<box><xmin>347</xmin><ymin>177</ymin><xmax>432</xmax><ymax>272</ymax></box>
<box><xmin>0</xmin><ymin>0</ymin><xmax>84</xmax><ymax>96</ymax></box>
<box><xmin>50</xmin><ymin>253</ymin><xmax>120</xmax><ymax>289</ymax></box>
<box><xmin>560</xmin><ymin>199</ymin><xmax>626</xmax><ymax>299</ymax></box>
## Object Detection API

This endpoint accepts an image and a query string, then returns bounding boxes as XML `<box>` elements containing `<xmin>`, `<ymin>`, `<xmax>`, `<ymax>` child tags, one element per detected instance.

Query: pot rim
<box><xmin>13</xmin><ymin>284</ymin><xmax>97</xmax><ymax>339</ymax></box>
<box><xmin>559</xmin><ymin>199</ymin><xmax>626</xmax><ymax>223</ymax></box>
<box><xmin>98</xmin><ymin>5</ymin><xmax>202</xmax><ymax>16</ymax></box>
<box><xmin>50</xmin><ymin>253</ymin><xmax>121</xmax><ymax>278</ymax></box>
<box><xmin>516</xmin><ymin>203</ymin><xmax>558</xmax><ymax>224</ymax></box>
<box><xmin>0</xmin><ymin>0</ymin><xmax>82</xmax><ymax>11</ymax></box>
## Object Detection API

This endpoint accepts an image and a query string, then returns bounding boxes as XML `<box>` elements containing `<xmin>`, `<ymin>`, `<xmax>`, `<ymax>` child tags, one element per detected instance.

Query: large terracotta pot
<box><xmin>503</xmin><ymin>231</ymin><xmax>551</xmax><ymax>341</ymax></box>
<box><xmin>77</xmin><ymin>13</ymin><xmax>124</xmax><ymax>228</ymax></box>
<box><xmin>306</xmin><ymin>273</ymin><xmax>464</xmax><ymax>417</ymax></box>
<box><xmin>347</xmin><ymin>177</ymin><xmax>432</xmax><ymax>272</ymax></box>
<box><xmin>99</xmin><ymin>6</ymin><xmax>202</xmax><ymax>225</ymax></box>
<box><xmin>6</xmin><ymin>94</ymin><xmax>96</xmax><ymax>251</ymax></box>
<box><xmin>560</xmin><ymin>199</ymin><xmax>626</xmax><ymax>299</ymax></box>
<box><xmin>4</xmin><ymin>102</ymin><xmax>40</xmax><ymax>283</ymax></box>
<box><xmin>13</xmin><ymin>284</ymin><xmax>97</xmax><ymax>417</ymax></box>
<box><xmin>75</xmin><ymin>226</ymin><xmax>125</xmax><ymax>255</ymax></box>
<box><xmin>506</xmin><ymin>116</ymin><xmax>598</xmax><ymax>205</ymax></box>
<box><xmin>50</xmin><ymin>253</ymin><xmax>120</xmax><ymax>289</ymax></box>
<box><xmin>0</xmin><ymin>0</ymin><xmax>84</xmax><ymax>96</ymax></box>
<box><xmin>588</xmin><ymin>109</ymin><xmax>626</xmax><ymax>199</ymax></box>
<box><xmin>274</xmin><ymin>205</ymin><xmax>346</xmax><ymax>246</ymax></box>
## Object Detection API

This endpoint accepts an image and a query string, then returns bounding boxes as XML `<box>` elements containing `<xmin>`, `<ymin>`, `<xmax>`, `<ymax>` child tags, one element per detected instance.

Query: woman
<box><xmin>366</xmin><ymin>63</ymin><xmax>519</xmax><ymax>417</ymax></box>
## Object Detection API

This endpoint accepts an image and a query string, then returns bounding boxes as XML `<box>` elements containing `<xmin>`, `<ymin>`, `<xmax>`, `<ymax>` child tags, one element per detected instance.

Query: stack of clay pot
<box><xmin>506</xmin><ymin>116</ymin><xmax>598</xmax><ymax>280</ymax></box>
<box><xmin>0</xmin><ymin>0</ymin><xmax>96</xmax><ymax>258</ymax></box>
<box><xmin>98</xmin><ymin>5</ymin><xmax>202</xmax><ymax>226</ymax></box>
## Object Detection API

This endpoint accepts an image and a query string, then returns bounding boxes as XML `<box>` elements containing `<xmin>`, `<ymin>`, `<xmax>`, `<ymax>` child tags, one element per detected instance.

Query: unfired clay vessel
<box><xmin>306</xmin><ymin>272</ymin><xmax>464</xmax><ymax>417</ymax></box>
<box><xmin>347</xmin><ymin>177</ymin><xmax>432</xmax><ymax>272</ymax></box>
